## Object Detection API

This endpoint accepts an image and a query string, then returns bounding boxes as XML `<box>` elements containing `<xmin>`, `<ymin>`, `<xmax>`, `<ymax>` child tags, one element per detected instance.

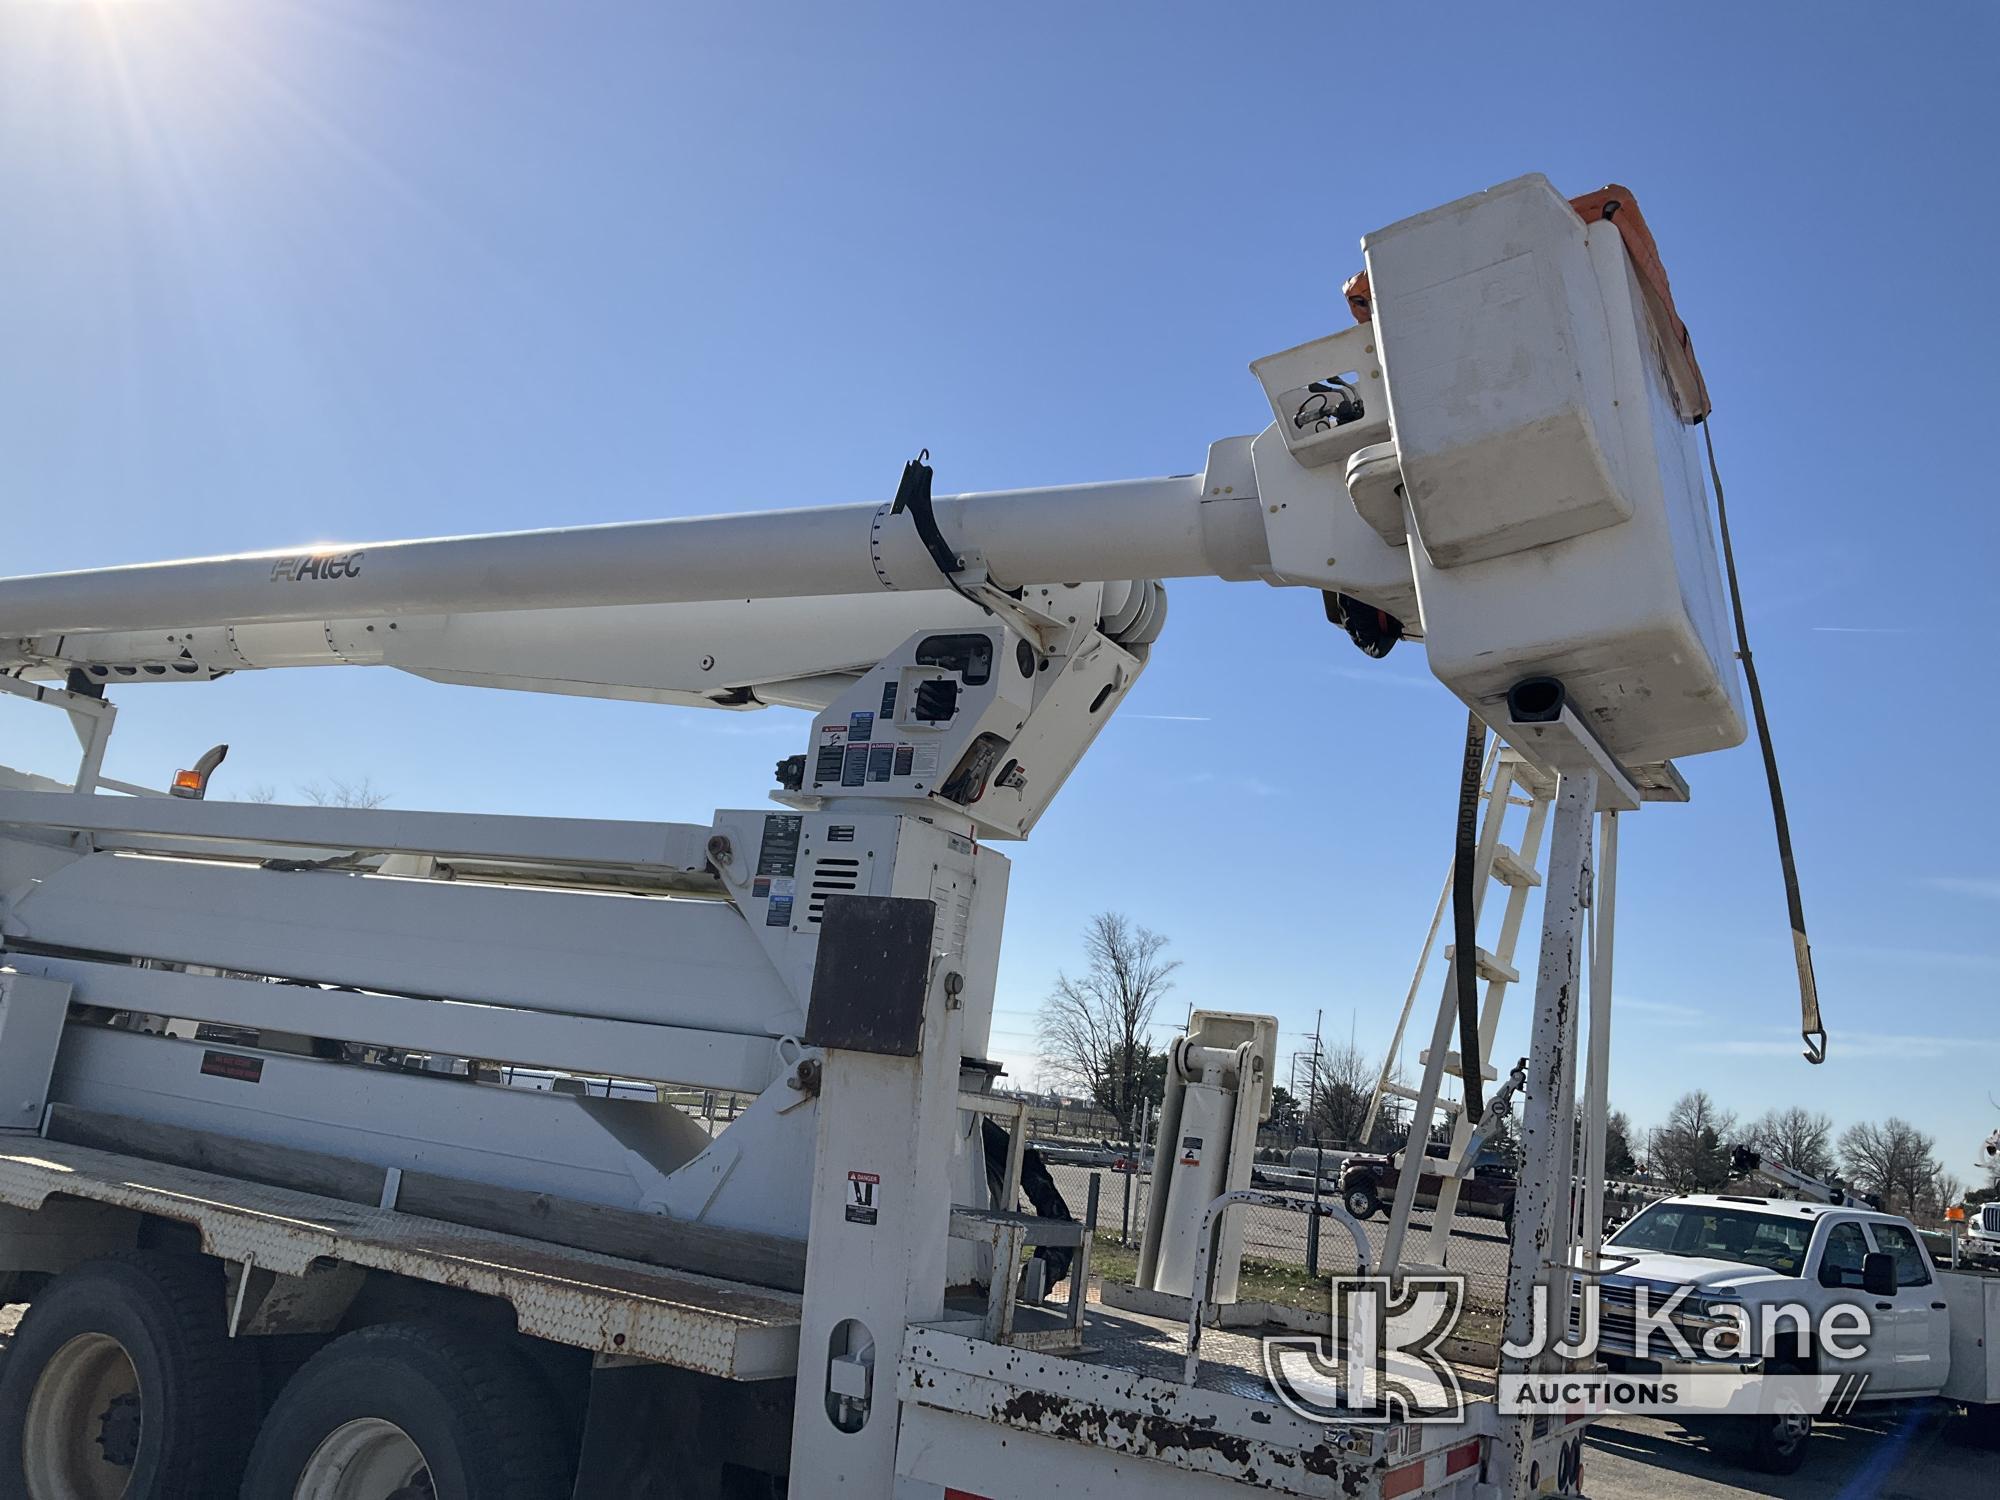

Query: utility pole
<box><xmin>1306</xmin><ymin>1009</ymin><xmax>1325</xmax><ymax>1275</ymax></box>
<box><xmin>1287</xmin><ymin>1050</ymin><xmax>1317</xmax><ymax>1147</ymax></box>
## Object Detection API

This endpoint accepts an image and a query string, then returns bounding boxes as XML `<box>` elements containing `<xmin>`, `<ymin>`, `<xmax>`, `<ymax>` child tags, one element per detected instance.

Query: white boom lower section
<box><xmin>5</xmin><ymin>852</ymin><xmax>804</xmax><ymax>1038</ymax></box>
<box><xmin>10</xmin><ymin>952</ymin><xmax>788</xmax><ymax>1094</ymax></box>
<box><xmin>0</xmin><ymin>786</ymin><xmax>1007</xmax><ymax>1247</ymax></box>
<box><xmin>15</xmin><ymin>583</ymin><xmax>1167</xmax><ymax>713</ymax></box>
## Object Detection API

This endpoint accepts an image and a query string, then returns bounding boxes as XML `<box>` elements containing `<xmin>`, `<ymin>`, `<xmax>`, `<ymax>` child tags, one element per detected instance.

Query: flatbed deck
<box><xmin>1070</xmin><ymin>1296</ymin><xmax>1501</xmax><ymax>1408</ymax></box>
<box><xmin>0</xmin><ymin>1137</ymin><xmax>800</xmax><ymax>1380</ymax></box>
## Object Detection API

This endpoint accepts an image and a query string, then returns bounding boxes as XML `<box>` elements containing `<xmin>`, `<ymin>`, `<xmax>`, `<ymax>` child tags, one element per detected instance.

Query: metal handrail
<box><xmin>1184</xmin><ymin>1189</ymin><xmax>1370</xmax><ymax>1384</ymax></box>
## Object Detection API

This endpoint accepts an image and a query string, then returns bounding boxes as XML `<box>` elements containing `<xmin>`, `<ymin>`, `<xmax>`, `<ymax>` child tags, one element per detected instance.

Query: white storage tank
<box><xmin>1363</xmin><ymin>174</ymin><xmax>1745</xmax><ymax>767</ymax></box>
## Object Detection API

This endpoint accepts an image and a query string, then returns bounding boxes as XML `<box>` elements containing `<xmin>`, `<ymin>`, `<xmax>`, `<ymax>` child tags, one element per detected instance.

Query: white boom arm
<box><xmin>1</xmin><ymin>176</ymin><xmax>1748</xmax><ymax>779</ymax></box>
<box><xmin>0</xmin><ymin>472</ymin><xmax>1245</xmax><ymax>637</ymax></box>
<box><xmin>1729</xmin><ymin>1145</ymin><xmax>1855</xmax><ymax>1206</ymax></box>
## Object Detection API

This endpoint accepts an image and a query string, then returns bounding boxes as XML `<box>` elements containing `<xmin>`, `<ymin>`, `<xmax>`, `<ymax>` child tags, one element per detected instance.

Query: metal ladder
<box><xmin>1363</xmin><ymin>744</ymin><xmax>1556</xmax><ymax>1273</ymax></box>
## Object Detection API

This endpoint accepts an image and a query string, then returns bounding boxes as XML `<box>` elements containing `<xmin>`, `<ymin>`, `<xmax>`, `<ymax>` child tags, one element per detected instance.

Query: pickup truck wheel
<box><xmin>1343</xmin><ymin>1183</ymin><xmax>1379</xmax><ymax>1221</ymax></box>
<box><xmin>0</xmin><ymin>1251</ymin><xmax>255</xmax><ymax>1500</ymax></box>
<box><xmin>1733</xmin><ymin>1361</ymin><xmax>1811</xmax><ymax>1475</ymax></box>
<box><xmin>1962</xmin><ymin>1399</ymin><xmax>2000</xmax><ymax>1450</ymax></box>
<box><xmin>239</xmin><ymin>1322</ymin><xmax>573</xmax><ymax>1500</ymax></box>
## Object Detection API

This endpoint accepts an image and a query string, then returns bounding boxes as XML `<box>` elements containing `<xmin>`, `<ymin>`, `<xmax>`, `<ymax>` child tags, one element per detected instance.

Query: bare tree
<box><xmin>1605</xmin><ymin>1108</ymin><xmax>1638</xmax><ymax>1179</ymax></box>
<box><xmin>1307</xmin><ymin>1039</ymin><xmax>1377</xmax><ymax>1149</ymax></box>
<box><xmin>1840</xmin><ymin>1118</ymin><xmax>1939</xmax><ymax>1215</ymax></box>
<box><xmin>1651</xmin><ymin>1091</ymin><xmax>1736</xmax><ymax>1191</ymax></box>
<box><xmin>1036</xmin><ymin>913</ymin><xmax>1179</xmax><ymax>1142</ymax></box>
<box><xmin>1921</xmin><ymin>1171</ymin><xmax>1966</xmax><ymax>1228</ymax></box>
<box><xmin>233</xmin><ymin>777</ymin><xmax>386</xmax><ymax>807</ymax></box>
<box><xmin>299</xmin><ymin>776</ymin><xmax>390</xmax><ymax>809</ymax></box>
<box><xmin>1744</xmin><ymin>1106</ymin><xmax>1836</xmax><ymax>1181</ymax></box>
<box><xmin>1267</xmin><ymin>1086</ymin><xmax>1304</xmax><ymax>1139</ymax></box>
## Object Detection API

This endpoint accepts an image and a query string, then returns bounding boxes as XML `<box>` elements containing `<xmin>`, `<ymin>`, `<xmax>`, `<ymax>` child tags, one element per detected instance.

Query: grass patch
<box><xmin>1087</xmin><ymin>1232</ymin><xmax>1333</xmax><ymax>1312</ymax></box>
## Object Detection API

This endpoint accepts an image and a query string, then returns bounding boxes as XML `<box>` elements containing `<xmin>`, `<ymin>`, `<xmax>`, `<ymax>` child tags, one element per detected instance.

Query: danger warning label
<box><xmin>846</xmin><ymin>1170</ymin><xmax>880</xmax><ymax>1226</ymax></box>
<box><xmin>200</xmin><ymin>1051</ymin><xmax>264</xmax><ymax>1084</ymax></box>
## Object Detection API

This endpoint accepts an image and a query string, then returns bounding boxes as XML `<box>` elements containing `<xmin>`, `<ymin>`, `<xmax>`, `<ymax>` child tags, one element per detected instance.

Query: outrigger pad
<box><xmin>804</xmin><ymin>895</ymin><xmax>935</xmax><ymax>1057</ymax></box>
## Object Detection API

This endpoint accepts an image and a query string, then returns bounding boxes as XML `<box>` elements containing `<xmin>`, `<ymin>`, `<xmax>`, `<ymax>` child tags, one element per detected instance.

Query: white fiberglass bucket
<box><xmin>1365</xmin><ymin>174</ymin><xmax>1745</xmax><ymax>767</ymax></box>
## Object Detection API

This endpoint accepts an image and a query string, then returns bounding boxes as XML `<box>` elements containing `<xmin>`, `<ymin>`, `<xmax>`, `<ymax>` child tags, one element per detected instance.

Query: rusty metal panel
<box><xmin>900</xmin><ymin>1403</ymin><xmax>1293</xmax><ymax>1499</ymax></box>
<box><xmin>0</xmin><ymin>1140</ymin><xmax>799</xmax><ymax>1381</ymax></box>
<box><xmin>899</xmin><ymin>1327</ymin><xmax>1389</xmax><ymax>1494</ymax></box>
<box><xmin>802</xmin><ymin>894</ymin><xmax>934</xmax><ymax>1056</ymax></box>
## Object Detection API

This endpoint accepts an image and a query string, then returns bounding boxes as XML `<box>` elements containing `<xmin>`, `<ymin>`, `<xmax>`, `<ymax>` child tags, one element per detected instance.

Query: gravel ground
<box><xmin>1587</xmin><ymin>1403</ymin><xmax>1995</xmax><ymax>1499</ymax></box>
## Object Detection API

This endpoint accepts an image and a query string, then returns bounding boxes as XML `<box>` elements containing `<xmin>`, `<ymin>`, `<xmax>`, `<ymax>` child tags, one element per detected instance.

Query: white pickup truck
<box><xmin>1965</xmin><ymin>1200</ymin><xmax>2000</xmax><ymax>1261</ymax></box>
<box><xmin>1586</xmin><ymin>1192</ymin><xmax>2000</xmax><ymax>1473</ymax></box>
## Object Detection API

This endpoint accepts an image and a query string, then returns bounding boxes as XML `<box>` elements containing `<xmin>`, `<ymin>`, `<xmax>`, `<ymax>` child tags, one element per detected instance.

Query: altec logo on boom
<box><xmin>269</xmin><ymin>551</ymin><xmax>365</xmax><ymax>582</ymax></box>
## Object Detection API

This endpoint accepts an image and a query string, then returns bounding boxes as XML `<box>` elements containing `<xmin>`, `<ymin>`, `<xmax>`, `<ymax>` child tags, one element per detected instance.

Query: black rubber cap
<box><xmin>1507</xmin><ymin>676</ymin><xmax>1566</xmax><ymax>723</ymax></box>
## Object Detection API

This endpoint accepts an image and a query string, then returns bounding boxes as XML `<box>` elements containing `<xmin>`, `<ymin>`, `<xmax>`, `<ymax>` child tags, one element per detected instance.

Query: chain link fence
<box><xmin>1017</xmin><ymin>1099</ymin><xmax>1311</xmax><ymax>1157</ymax></box>
<box><xmin>670</xmin><ymin>1101</ymin><xmax>1515</xmax><ymax>1340</ymax></box>
<box><xmin>1041</xmin><ymin>1162</ymin><xmax>1515</xmax><ymax>1340</ymax></box>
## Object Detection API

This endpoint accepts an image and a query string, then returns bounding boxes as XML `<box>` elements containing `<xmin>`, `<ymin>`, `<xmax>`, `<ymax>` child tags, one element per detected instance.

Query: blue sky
<box><xmin>3</xmin><ymin>4</ymin><xmax>1996</xmax><ymax>1176</ymax></box>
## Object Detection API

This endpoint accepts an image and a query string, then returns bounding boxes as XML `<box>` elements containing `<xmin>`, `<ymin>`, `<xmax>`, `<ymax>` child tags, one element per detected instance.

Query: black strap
<box><xmin>1452</xmin><ymin>712</ymin><xmax>1487</xmax><ymax>1121</ymax></box>
<box><xmin>1705</xmin><ymin>420</ymin><xmax>1824</xmax><ymax>1065</ymax></box>
<box><xmin>980</xmin><ymin>1119</ymin><xmax>1075</xmax><ymax>1285</ymax></box>
<box><xmin>889</xmin><ymin>449</ymin><xmax>964</xmax><ymax>578</ymax></box>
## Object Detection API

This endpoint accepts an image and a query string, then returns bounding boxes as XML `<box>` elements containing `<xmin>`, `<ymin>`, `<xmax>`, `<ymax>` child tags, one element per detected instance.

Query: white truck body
<box><xmin>1939</xmin><ymin>1270</ymin><xmax>2000</xmax><ymax>1405</ymax></box>
<box><xmin>1964</xmin><ymin>1200</ymin><xmax>2000</xmax><ymax>1259</ymax></box>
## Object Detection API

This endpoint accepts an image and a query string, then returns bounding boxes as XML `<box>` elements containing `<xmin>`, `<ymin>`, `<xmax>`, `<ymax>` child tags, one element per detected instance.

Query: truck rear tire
<box><xmin>239</xmin><ymin>1321</ymin><xmax>574</xmax><ymax>1500</ymax></box>
<box><xmin>0</xmin><ymin>1250</ymin><xmax>256</xmax><ymax>1500</ymax></box>
<box><xmin>0</xmin><ymin>1271</ymin><xmax>49</xmax><ymax>1307</ymax></box>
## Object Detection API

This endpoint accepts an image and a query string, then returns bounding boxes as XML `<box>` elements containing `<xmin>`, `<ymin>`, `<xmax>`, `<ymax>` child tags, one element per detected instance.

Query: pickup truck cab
<box><xmin>1337</xmin><ymin>1144</ymin><xmax>1515</xmax><ymax>1228</ymax></box>
<box><xmin>1590</xmin><ymin>1192</ymin><xmax>1964</xmax><ymax>1472</ymax></box>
